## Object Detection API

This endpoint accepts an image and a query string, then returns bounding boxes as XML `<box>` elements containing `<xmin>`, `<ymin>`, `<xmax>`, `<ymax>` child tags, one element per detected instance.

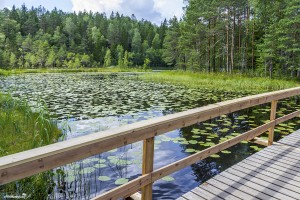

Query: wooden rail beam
<box><xmin>268</xmin><ymin>100</ymin><xmax>278</xmax><ymax>145</ymax></box>
<box><xmin>91</xmin><ymin>174</ymin><xmax>151</xmax><ymax>200</ymax></box>
<box><xmin>252</xmin><ymin>137</ymin><xmax>269</xmax><ymax>146</ymax></box>
<box><xmin>141</xmin><ymin>138</ymin><xmax>154</xmax><ymax>200</ymax></box>
<box><xmin>275</xmin><ymin>110</ymin><xmax>300</xmax><ymax>125</ymax></box>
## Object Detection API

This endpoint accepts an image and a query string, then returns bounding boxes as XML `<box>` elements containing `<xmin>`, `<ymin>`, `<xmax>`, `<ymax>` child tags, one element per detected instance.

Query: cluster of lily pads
<box><xmin>0</xmin><ymin>73</ymin><xmax>243</xmax><ymax>120</ymax></box>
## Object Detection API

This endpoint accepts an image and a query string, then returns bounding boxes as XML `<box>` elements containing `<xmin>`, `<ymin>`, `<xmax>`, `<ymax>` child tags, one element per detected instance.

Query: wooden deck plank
<box><xmin>247</xmin><ymin>154</ymin><xmax>300</xmax><ymax>174</ymax></box>
<box><xmin>217</xmin><ymin>172</ymin><xmax>281</xmax><ymax>200</ymax></box>
<box><xmin>282</xmin><ymin>135</ymin><xmax>300</xmax><ymax>141</ymax></box>
<box><xmin>191</xmin><ymin>187</ymin><xmax>224</xmax><ymax>200</ymax></box>
<box><xmin>263</xmin><ymin>148</ymin><xmax>300</xmax><ymax>160</ymax></box>
<box><xmin>222</xmin><ymin>169</ymin><xmax>296</xmax><ymax>200</ymax></box>
<box><xmin>210</xmin><ymin>173</ymin><xmax>270</xmax><ymax>199</ymax></box>
<box><xmin>278</xmin><ymin>141</ymin><xmax>300</xmax><ymax>148</ymax></box>
<box><xmin>268</xmin><ymin>143</ymin><xmax>300</xmax><ymax>153</ymax></box>
<box><xmin>235</xmin><ymin>162</ymin><xmax>300</xmax><ymax>187</ymax></box>
<box><xmin>182</xmin><ymin>191</ymin><xmax>206</xmax><ymax>200</ymax></box>
<box><xmin>270</xmin><ymin>139</ymin><xmax>300</xmax><ymax>148</ymax></box>
<box><xmin>244</xmin><ymin>155</ymin><xmax>300</xmax><ymax>176</ymax></box>
<box><xmin>217</xmin><ymin>171</ymin><xmax>283</xmax><ymax>199</ymax></box>
<box><xmin>258</xmin><ymin>150</ymin><xmax>300</xmax><ymax>164</ymax></box>
<box><xmin>205</xmin><ymin>179</ymin><xmax>253</xmax><ymax>199</ymax></box>
<box><xmin>278</xmin><ymin>138</ymin><xmax>300</xmax><ymax>145</ymax></box>
<box><xmin>256</xmin><ymin>151</ymin><xmax>300</xmax><ymax>166</ymax></box>
<box><xmin>240</xmin><ymin>159</ymin><xmax>300</xmax><ymax>183</ymax></box>
<box><xmin>280</xmin><ymin>132</ymin><xmax>300</xmax><ymax>138</ymax></box>
<box><xmin>280</xmin><ymin>134</ymin><xmax>300</xmax><ymax>141</ymax></box>
<box><xmin>178</xmin><ymin>130</ymin><xmax>300</xmax><ymax>200</ymax></box>
<box><xmin>177</xmin><ymin>197</ymin><xmax>188</xmax><ymax>200</ymax></box>
<box><xmin>267</xmin><ymin>145</ymin><xmax>300</xmax><ymax>156</ymax></box>
<box><xmin>230</xmin><ymin>164</ymin><xmax>300</xmax><ymax>193</ymax></box>
<box><xmin>198</xmin><ymin>182</ymin><xmax>241</xmax><ymax>200</ymax></box>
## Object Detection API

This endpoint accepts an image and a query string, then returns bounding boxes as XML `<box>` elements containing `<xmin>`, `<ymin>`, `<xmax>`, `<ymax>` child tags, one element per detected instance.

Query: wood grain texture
<box><xmin>268</xmin><ymin>100</ymin><xmax>278</xmax><ymax>145</ymax></box>
<box><xmin>141</xmin><ymin>138</ymin><xmax>154</xmax><ymax>200</ymax></box>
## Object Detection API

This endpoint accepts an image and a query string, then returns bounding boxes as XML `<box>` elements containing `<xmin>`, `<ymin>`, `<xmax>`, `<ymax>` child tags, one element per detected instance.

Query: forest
<box><xmin>0</xmin><ymin>0</ymin><xmax>299</xmax><ymax>78</ymax></box>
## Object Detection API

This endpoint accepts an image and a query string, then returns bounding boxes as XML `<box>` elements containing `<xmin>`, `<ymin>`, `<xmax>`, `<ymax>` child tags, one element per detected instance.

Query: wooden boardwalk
<box><xmin>178</xmin><ymin>130</ymin><xmax>300</xmax><ymax>200</ymax></box>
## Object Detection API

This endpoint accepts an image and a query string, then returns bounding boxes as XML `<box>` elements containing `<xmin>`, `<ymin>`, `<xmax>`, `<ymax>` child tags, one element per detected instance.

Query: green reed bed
<box><xmin>140</xmin><ymin>71</ymin><xmax>299</xmax><ymax>93</ymax></box>
<box><xmin>0</xmin><ymin>94</ymin><xmax>61</xmax><ymax>199</ymax></box>
<box><xmin>0</xmin><ymin>94</ymin><xmax>61</xmax><ymax>156</ymax></box>
<box><xmin>0</xmin><ymin>67</ymin><xmax>150</xmax><ymax>76</ymax></box>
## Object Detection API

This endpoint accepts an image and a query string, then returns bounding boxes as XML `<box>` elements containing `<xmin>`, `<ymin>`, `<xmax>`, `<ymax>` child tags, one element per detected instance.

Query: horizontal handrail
<box><xmin>0</xmin><ymin>87</ymin><xmax>300</xmax><ymax>195</ymax></box>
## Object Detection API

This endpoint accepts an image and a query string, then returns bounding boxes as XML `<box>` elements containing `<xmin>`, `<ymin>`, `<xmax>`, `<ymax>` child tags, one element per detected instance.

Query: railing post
<box><xmin>141</xmin><ymin>137</ymin><xmax>154</xmax><ymax>200</ymax></box>
<box><xmin>268</xmin><ymin>100</ymin><xmax>278</xmax><ymax>146</ymax></box>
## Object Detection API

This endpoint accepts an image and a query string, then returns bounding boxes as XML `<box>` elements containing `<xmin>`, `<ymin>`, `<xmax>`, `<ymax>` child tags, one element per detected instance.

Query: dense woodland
<box><xmin>0</xmin><ymin>0</ymin><xmax>299</xmax><ymax>78</ymax></box>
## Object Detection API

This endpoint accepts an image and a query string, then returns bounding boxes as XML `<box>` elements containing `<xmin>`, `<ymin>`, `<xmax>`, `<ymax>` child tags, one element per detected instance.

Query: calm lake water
<box><xmin>0</xmin><ymin>73</ymin><xmax>299</xmax><ymax>199</ymax></box>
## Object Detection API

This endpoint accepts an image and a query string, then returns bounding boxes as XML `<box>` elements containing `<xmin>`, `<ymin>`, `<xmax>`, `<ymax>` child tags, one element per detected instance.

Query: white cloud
<box><xmin>71</xmin><ymin>0</ymin><xmax>183</xmax><ymax>23</ymax></box>
<box><xmin>71</xmin><ymin>0</ymin><xmax>122</xmax><ymax>14</ymax></box>
<box><xmin>154</xmin><ymin>0</ymin><xmax>184</xmax><ymax>20</ymax></box>
<box><xmin>0</xmin><ymin>0</ymin><xmax>6</xmax><ymax>8</ymax></box>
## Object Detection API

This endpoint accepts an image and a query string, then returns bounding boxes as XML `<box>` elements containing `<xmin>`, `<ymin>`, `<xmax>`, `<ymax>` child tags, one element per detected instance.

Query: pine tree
<box><xmin>162</xmin><ymin>17</ymin><xmax>180</xmax><ymax>67</ymax></box>
<box><xmin>104</xmin><ymin>49</ymin><xmax>112</xmax><ymax>67</ymax></box>
<box><xmin>123</xmin><ymin>50</ymin><xmax>130</xmax><ymax>68</ymax></box>
<box><xmin>116</xmin><ymin>45</ymin><xmax>124</xmax><ymax>67</ymax></box>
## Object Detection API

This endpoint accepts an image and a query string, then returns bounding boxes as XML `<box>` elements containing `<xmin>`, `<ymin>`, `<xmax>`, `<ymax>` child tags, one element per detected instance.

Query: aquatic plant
<box><xmin>140</xmin><ymin>71</ymin><xmax>299</xmax><ymax>92</ymax></box>
<box><xmin>0</xmin><ymin>93</ymin><xmax>61</xmax><ymax>199</ymax></box>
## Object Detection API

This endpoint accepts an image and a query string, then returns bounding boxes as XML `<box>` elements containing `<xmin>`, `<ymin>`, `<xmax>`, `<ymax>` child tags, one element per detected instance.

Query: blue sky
<box><xmin>0</xmin><ymin>0</ymin><xmax>184</xmax><ymax>24</ymax></box>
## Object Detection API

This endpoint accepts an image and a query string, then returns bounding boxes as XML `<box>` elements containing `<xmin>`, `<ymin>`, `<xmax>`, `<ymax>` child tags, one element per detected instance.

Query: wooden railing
<box><xmin>1</xmin><ymin>87</ymin><xmax>300</xmax><ymax>200</ymax></box>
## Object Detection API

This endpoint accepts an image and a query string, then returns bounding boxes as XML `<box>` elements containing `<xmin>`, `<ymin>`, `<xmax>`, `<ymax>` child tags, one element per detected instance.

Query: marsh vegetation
<box><xmin>0</xmin><ymin>94</ymin><xmax>61</xmax><ymax>199</ymax></box>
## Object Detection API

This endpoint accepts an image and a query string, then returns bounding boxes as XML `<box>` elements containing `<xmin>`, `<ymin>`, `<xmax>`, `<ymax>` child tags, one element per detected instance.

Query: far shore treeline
<box><xmin>0</xmin><ymin>0</ymin><xmax>299</xmax><ymax>78</ymax></box>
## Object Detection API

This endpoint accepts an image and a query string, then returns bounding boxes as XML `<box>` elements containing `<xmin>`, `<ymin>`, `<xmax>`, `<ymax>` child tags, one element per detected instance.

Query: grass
<box><xmin>140</xmin><ymin>71</ymin><xmax>299</xmax><ymax>93</ymax></box>
<box><xmin>0</xmin><ymin>67</ymin><xmax>150</xmax><ymax>76</ymax></box>
<box><xmin>0</xmin><ymin>94</ymin><xmax>61</xmax><ymax>199</ymax></box>
<box><xmin>0</xmin><ymin>94</ymin><xmax>61</xmax><ymax>157</ymax></box>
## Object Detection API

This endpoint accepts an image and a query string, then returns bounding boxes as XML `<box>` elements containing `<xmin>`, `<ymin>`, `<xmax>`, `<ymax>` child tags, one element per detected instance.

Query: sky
<box><xmin>0</xmin><ymin>0</ymin><xmax>184</xmax><ymax>24</ymax></box>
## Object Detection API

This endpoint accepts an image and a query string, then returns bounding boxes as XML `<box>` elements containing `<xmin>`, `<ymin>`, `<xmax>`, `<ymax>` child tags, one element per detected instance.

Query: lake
<box><xmin>0</xmin><ymin>73</ymin><xmax>299</xmax><ymax>199</ymax></box>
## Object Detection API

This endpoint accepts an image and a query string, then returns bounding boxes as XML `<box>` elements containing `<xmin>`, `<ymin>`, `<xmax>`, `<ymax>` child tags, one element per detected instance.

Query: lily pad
<box><xmin>189</xmin><ymin>140</ymin><xmax>198</xmax><ymax>144</ymax></box>
<box><xmin>210</xmin><ymin>154</ymin><xmax>220</xmax><ymax>158</ymax></box>
<box><xmin>82</xmin><ymin>158</ymin><xmax>99</xmax><ymax>164</ymax></box>
<box><xmin>98</xmin><ymin>176</ymin><xmax>111</xmax><ymax>181</ymax></box>
<box><xmin>79</xmin><ymin>167</ymin><xmax>95</xmax><ymax>174</ymax></box>
<box><xmin>221</xmin><ymin>150</ymin><xmax>231</xmax><ymax>154</ymax></box>
<box><xmin>94</xmin><ymin>164</ymin><xmax>107</xmax><ymax>168</ymax></box>
<box><xmin>107</xmin><ymin>156</ymin><xmax>118</xmax><ymax>160</ymax></box>
<box><xmin>179</xmin><ymin>141</ymin><xmax>189</xmax><ymax>145</ymax></box>
<box><xmin>162</xmin><ymin>176</ymin><xmax>175</xmax><ymax>182</ymax></box>
<box><xmin>115</xmin><ymin>178</ymin><xmax>129</xmax><ymax>185</ymax></box>
<box><xmin>185</xmin><ymin>148</ymin><xmax>196</xmax><ymax>153</ymax></box>
<box><xmin>99</xmin><ymin>159</ymin><xmax>106</xmax><ymax>163</ymax></box>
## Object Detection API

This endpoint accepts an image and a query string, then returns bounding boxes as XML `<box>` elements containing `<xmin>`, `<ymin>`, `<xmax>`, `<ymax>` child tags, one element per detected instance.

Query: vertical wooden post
<box><xmin>268</xmin><ymin>100</ymin><xmax>278</xmax><ymax>146</ymax></box>
<box><xmin>141</xmin><ymin>137</ymin><xmax>154</xmax><ymax>200</ymax></box>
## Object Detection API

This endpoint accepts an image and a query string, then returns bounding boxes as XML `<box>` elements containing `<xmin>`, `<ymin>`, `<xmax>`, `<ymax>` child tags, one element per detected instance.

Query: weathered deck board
<box><xmin>178</xmin><ymin>130</ymin><xmax>300</xmax><ymax>200</ymax></box>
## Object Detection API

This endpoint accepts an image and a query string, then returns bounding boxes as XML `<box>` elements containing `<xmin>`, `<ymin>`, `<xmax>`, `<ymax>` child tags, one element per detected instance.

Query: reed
<box><xmin>0</xmin><ymin>94</ymin><xmax>61</xmax><ymax>199</ymax></box>
<box><xmin>0</xmin><ymin>67</ymin><xmax>150</xmax><ymax>76</ymax></box>
<box><xmin>140</xmin><ymin>71</ymin><xmax>299</xmax><ymax>92</ymax></box>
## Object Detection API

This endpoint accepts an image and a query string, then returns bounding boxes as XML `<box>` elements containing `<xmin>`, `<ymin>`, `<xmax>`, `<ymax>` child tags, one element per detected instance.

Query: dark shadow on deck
<box><xmin>179</xmin><ymin>130</ymin><xmax>300</xmax><ymax>200</ymax></box>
